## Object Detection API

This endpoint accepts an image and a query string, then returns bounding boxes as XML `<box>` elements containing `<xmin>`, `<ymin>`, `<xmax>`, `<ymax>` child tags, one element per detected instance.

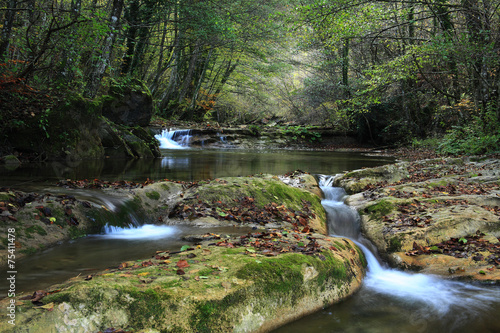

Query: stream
<box><xmin>1</xmin><ymin>136</ymin><xmax>500</xmax><ymax>332</ymax></box>
<box><xmin>274</xmin><ymin>178</ymin><xmax>500</xmax><ymax>333</ymax></box>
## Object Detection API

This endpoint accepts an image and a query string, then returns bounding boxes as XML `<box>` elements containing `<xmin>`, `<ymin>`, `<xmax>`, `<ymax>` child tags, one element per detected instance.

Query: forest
<box><xmin>0</xmin><ymin>0</ymin><xmax>499</xmax><ymax>155</ymax></box>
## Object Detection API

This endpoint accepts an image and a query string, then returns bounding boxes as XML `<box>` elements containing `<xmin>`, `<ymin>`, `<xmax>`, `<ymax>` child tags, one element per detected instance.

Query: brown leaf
<box><xmin>176</xmin><ymin>260</ymin><xmax>190</xmax><ymax>268</ymax></box>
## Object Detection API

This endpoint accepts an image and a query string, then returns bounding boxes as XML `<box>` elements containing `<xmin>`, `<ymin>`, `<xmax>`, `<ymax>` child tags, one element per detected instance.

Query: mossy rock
<box><xmin>178</xmin><ymin>175</ymin><xmax>327</xmax><ymax>234</ymax></box>
<box><xmin>101</xmin><ymin>78</ymin><xmax>153</xmax><ymax>127</ymax></box>
<box><xmin>0</xmin><ymin>234</ymin><xmax>365</xmax><ymax>332</ymax></box>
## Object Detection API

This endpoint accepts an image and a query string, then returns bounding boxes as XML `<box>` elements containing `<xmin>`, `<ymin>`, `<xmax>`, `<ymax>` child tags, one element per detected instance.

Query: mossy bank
<box><xmin>0</xmin><ymin>173</ymin><xmax>367</xmax><ymax>332</ymax></box>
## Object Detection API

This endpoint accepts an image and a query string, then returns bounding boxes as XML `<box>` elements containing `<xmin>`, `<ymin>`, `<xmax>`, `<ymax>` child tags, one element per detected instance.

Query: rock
<box><xmin>0</xmin><ymin>173</ymin><xmax>366</xmax><ymax>332</ymax></box>
<box><xmin>101</xmin><ymin>79</ymin><xmax>153</xmax><ymax>127</ymax></box>
<box><xmin>0</xmin><ymin>233</ymin><xmax>365</xmax><ymax>332</ymax></box>
<box><xmin>340</xmin><ymin>157</ymin><xmax>500</xmax><ymax>282</ymax></box>
<box><xmin>99</xmin><ymin>121</ymin><xmax>160</xmax><ymax>158</ymax></box>
<box><xmin>1</xmin><ymin>154</ymin><xmax>20</xmax><ymax>165</ymax></box>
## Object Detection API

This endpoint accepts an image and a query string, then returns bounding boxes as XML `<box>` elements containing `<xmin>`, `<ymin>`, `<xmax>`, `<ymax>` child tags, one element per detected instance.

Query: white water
<box><xmin>155</xmin><ymin>129</ymin><xmax>192</xmax><ymax>149</ymax></box>
<box><xmin>318</xmin><ymin>175</ymin><xmax>500</xmax><ymax>319</ymax></box>
<box><xmin>96</xmin><ymin>224</ymin><xmax>179</xmax><ymax>240</ymax></box>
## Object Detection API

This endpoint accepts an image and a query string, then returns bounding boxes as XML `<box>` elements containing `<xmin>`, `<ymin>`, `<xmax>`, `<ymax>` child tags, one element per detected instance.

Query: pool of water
<box><xmin>0</xmin><ymin>148</ymin><xmax>394</xmax><ymax>187</ymax></box>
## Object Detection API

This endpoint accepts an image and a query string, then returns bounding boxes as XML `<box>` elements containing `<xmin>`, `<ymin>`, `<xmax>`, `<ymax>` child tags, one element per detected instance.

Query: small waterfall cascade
<box><xmin>318</xmin><ymin>175</ymin><xmax>500</xmax><ymax>320</ymax></box>
<box><xmin>100</xmin><ymin>223</ymin><xmax>179</xmax><ymax>240</ymax></box>
<box><xmin>217</xmin><ymin>132</ymin><xmax>227</xmax><ymax>144</ymax></box>
<box><xmin>155</xmin><ymin>129</ymin><xmax>192</xmax><ymax>149</ymax></box>
<box><xmin>96</xmin><ymin>199</ymin><xmax>179</xmax><ymax>239</ymax></box>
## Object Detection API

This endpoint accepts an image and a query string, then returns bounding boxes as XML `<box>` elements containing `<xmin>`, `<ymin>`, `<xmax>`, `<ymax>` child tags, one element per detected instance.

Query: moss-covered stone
<box><xmin>363</xmin><ymin>200</ymin><xmax>395</xmax><ymax>218</ymax></box>
<box><xmin>0</xmin><ymin>234</ymin><xmax>364</xmax><ymax>333</ymax></box>
<box><xmin>145</xmin><ymin>191</ymin><xmax>161</xmax><ymax>200</ymax></box>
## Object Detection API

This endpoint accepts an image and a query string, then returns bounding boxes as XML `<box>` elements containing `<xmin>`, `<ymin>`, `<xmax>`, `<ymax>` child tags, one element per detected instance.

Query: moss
<box><xmin>334</xmin><ymin>241</ymin><xmax>346</xmax><ymax>250</ymax></box>
<box><xmin>364</xmin><ymin>200</ymin><xmax>395</xmax><ymax>218</ymax></box>
<box><xmin>428</xmin><ymin>180</ymin><xmax>449</xmax><ymax>188</ymax></box>
<box><xmin>68</xmin><ymin>226</ymin><xmax>87</xmax><ymax>239</ymax></box>
<box><xmin>387</xmin><ymin>236</ymin><xmax>402</xmax><ymax>253</ymax></box>
<box><xmin>126</xmin><ymin>288</ymin><xmax>169</xmax><ymax>330</ymax></box>
<box><xmin>356</xmin><ymin>247</ymin><xmax>367</xmax><ymax>267</ymax></box>
<box><xmin>25</xmin><ymin>225</ymin><xmax>47</xmax><ymax>237</ymax></box>
<box><xmin>145</xmin><ymin>191</ymin><xmax>160</xmax><ymax>200</ymax></box>
<box><xmin>19</xmin><ymin>247</ymin><xmax>37</xmax><ymax>255</ymax></box>
<box><xmin>0</xmin><ymin>192</ymin><xmax>13</xmax><ymax>201</ymax></box>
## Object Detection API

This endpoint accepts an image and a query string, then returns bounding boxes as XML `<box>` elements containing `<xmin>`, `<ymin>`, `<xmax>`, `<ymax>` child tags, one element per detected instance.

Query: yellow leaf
<box><xmin>138</xmin><ymin>272</ymin><xmax>150</xmax><ymax>277</ymax></box>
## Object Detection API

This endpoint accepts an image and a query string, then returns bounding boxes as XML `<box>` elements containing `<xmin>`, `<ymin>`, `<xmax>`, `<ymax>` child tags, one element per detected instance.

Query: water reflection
<box><xmin>0</xmin><ymin>149</ymin><xmax>395</xmax><ymax>187</ymax></box>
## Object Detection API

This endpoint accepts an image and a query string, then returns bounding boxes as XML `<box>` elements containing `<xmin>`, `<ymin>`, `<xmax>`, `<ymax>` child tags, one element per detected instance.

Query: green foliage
<box><xmin>38</xmin><ymin>109</ymin><xmax>51</xmax><ymax>139</ymax></box>
<box><xmin>248</xmin><ymin>124</ymin><xmax>261</xmax><ymax>136</ymax></box>
<box><xmin>438</xmin><ymin>107</ymin><xmax>500</xmax><ymax>155</ymax></box>
<box><xmin>278</xmin><ymin>125</ymin><xmax>321</xmax><ymax>142</ymax></box>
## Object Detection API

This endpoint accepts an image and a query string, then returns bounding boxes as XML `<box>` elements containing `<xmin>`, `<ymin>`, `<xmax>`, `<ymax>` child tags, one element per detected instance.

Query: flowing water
<box><xmin>155</xmin><ymin>129</ymin><xmax>192</xmax><ymax>149</ymax></box>
<box><xmin>273</xmin><ymin>177</ymin><xmax>500</xmax><ymax>333</ymax></box>
<box><xmin>2</xmin><ymin>134</ymin><xmax>499</xmax><ymax>331</ymax></box>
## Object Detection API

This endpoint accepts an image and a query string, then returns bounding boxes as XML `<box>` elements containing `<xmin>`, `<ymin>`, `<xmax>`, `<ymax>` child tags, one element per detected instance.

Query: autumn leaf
<box><xmin>176</xmin><ymin>260</ymin><xmax>190</xmax><ymax>268</ymax></box>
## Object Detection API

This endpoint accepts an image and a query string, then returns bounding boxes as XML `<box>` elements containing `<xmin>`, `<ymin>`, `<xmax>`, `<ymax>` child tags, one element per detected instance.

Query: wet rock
<box><xmin>341</xmin><ymin>157</ymin><xmax>500</xmax><ymax>282</ymax></box>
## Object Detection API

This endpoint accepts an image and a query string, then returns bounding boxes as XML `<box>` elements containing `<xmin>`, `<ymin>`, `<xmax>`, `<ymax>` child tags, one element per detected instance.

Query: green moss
<box><xmin>146</xmin><ymin>191</ymin><xmax>160</xmax><ymax>200</ymax></box>
<box><xmin>0</xmin><ymin>192</ymin><xmax>14</xmax><ymax>201</ymax></box>
<box><xmin>69</xmin><ymin>226</ymin><xmax>87</xmax><ymax>239</ymax></box>
<box><xmin>364</xmin><ymin>200</ymin><xmax>395</xmax><ymax>218</ymax></box>
<box><xmin>333</xmin><ymin>241</ymin><xmax>346</xmax><ymax>250</ymax></box>
<box><xmin>19</xmin><ymin>247</ymin><xmax>37</xmax><ymax>255</ymax></box>
<box><xmin>356</xmin><ymin>247</ymin><xmax>367</xmax><ymax>267</ymax></box>
<box><xmin>25</xmin><ymin>225</ymin><xmax>47</xmax><ymax>237</ymax></box>
<box><xmin>126</xmin><ymin>288</ymin><xmax>169</xmax><ymax>330</ymax></box>
<box><xmin>428</xmin><ymin>180</ymin><xmax>449</xmax><ymax>188</ymax></box>
<box><xmin>387</xmin><ymin>236</ymin><xmax>402</xmax><ymax>252</ymax></box>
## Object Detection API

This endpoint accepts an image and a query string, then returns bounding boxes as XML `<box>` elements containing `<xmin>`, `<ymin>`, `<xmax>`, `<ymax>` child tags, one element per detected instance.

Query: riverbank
<box><xmin>0</xmin><ymin>173</ymin><xmax>366</xmax><ymax>332</ymax></box>
<box><xmin>333</xmin><ymin>156</ymin><xmax>500</xmax><ymax>282</ymax></box>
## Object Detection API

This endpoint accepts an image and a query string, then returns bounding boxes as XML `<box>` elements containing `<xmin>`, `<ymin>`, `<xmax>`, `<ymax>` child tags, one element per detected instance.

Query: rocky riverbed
<box><xmin>334</xmin><ymin>156</ymin><xmax>500</xmax><ymax>282</ymax></box>
<box><xmin>0</xmin><ymin>172</ymin><xmax>365</xmax><ymax>332</ymax></box>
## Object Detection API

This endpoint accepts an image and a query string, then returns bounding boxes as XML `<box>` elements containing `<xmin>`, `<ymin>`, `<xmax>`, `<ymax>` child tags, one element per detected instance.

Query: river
<box><xmin>1</xmin><ymin>140</ymin><xmax>499</xmax><ymax>332</ymax></box>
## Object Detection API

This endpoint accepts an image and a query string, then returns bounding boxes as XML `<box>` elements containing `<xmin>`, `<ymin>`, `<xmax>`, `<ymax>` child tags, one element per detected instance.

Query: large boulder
<box><xmin>0</xmin><ymin>233</ymin><xmax>365</xmax><ymax>333</ymax></box>
<box><xmin>101</xmin><ymin>79</ymin><xmax>153</xmax><ymax>127</ymax></box>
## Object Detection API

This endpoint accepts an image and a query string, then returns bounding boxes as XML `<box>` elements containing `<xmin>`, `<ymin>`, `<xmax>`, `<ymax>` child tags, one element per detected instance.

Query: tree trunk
<box><xmin>0</xmin><ymin>0</ymin><xmax>18</xmax><ymax>61</ymax></box>
<box><xmin>84</xmin><ymin>0</ymin><xmax>124</xmax><ymax>98</ymax></box>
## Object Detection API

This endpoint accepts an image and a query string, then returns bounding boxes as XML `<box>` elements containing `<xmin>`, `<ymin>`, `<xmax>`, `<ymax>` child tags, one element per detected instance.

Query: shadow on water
<box><xmin>0</xmin><ymin>149</ymin><xmax>395</xmax><ymax>188</ymax></box>
<box><xmin>273</xmin><ymin>176</ymin><xmax>500</xmax><ymax>333</ymax></box>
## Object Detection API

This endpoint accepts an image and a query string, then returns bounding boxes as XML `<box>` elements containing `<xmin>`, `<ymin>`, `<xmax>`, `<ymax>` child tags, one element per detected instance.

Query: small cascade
<box><xmin>155</xmin><ymin>129</ymin><xmax>192</xmax><ymax>149</ymax></box>
<box><xmin>217</xmin><ymin>132</ymin><xmax>227</xmax><ymax>144</ymax></box>
<box><xmin>98</xmin><ymin>224</ymin><xmax>179</xmax><ymax>240</ymax></box>
<box><xmin>318</xmin><ymin>175</ymin><xmax>500</xmax><ymax>319</ymax></box>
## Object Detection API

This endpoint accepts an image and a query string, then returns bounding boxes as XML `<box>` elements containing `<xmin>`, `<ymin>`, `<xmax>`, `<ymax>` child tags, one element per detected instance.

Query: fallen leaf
<box><xmin>176</xmin><ymin>260</ymin><xmax>190</xmax><ymax>268</ymax></box>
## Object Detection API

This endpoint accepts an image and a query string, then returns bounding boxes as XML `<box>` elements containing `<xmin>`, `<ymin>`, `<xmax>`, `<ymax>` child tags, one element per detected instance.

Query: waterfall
<box><xmin>98</xmin><ymin>224</ymin><xmax>179</xmax><ymax>240</ymax></box>
<box><xmin>318</xmin><ymin>175</ymin><xmax>500</xmax><ymax>319</ymax></box>
<box><xmin>155</xmin><ymin>129</ymin><xmax>192</xmax><ymax>149</ymax></box>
